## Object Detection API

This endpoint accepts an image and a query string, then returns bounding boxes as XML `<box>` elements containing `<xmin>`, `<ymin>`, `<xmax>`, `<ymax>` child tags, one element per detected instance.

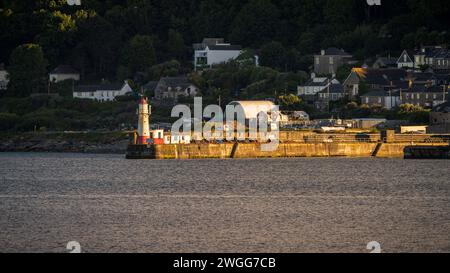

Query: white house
<box><xmin>0</xmin><ymin>64</ymin><xmax>8</xmax><ymax>90</ymax></box>
<box><xmin>193</xmin><ymin>38</ymin><xmax>242</xmax><ymax>70</ymax></box>
<box><xmin>49</xmin><ymin>65</ymin><xmax>80</xmax><ymax>83</ymax></box>
<box><xmin>397</xmin><ymin>50</ymin><xmax>414</xmax><ymax>69</ymax></box>
<box><xmin>73</xmin><ymin>81</ymin><xmax>133</xmax><ymax>101</ymax></box>
<box><xmin>297</xmin><ymin>74</ymin><xmax>340</xmax><ymax>96</ymax></box>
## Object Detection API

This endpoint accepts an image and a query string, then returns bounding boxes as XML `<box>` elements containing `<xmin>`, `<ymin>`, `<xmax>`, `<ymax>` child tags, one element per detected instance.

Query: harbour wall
<box><xmin>152</xmin><ymin>142</ymin><xmax>449</xmax><ymax>159</ymax></box>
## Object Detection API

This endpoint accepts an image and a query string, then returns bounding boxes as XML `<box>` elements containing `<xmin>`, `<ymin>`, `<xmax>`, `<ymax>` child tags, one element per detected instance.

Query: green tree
<box><xmin>230</xmin><ymin>0</ymin><xmax>280</xmax><ymax>47</ymax></box>
<box><xmin>126</xmin><ymin>35</ymin><xmax>156</xmax><ymax>74</ymax></box>
<box><xmin>167</xmin><ymin>29</ymin><xmax>185</xmax><ymax>61</ymax></box>
<box><xmin>278</xmin><ymin>94</ymin><xmax>301</xmax><ymax>110</ymax></box>
<box><xmin>7</xmin><ymin>44</ymin><xmax>48</xmax><ymax>97</ymax></box>
<box><xmin>259</xmin><ymin>41</ymin><xmax>286</xmax><ymax>71</ymax></box>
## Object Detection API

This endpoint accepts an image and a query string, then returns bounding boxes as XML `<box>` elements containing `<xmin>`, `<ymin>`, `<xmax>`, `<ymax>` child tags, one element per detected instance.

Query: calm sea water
<box><xmin>0</xmin><ymin>152</ymin><xmax>449</xmax><ymax>253</ymax></box>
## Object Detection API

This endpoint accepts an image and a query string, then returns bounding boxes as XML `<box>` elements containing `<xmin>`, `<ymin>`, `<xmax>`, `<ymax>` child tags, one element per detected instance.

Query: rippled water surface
<box><xmin>0</xmin><ymin>152</ymin><xmax>449</xmax><ymax>253</ymax></box>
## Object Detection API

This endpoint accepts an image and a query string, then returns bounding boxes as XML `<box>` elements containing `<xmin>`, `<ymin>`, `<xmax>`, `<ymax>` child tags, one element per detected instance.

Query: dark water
<box><xmin>0</xmin><ymin>152</ymin><xmax>449</xmax><ymax>253</ymax></box>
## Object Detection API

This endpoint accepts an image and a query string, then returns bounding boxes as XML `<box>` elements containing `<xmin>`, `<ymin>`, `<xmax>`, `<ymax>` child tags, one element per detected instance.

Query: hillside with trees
<box><xmin>0</xmin><ymin>0</ymin><xmax>448</xmax><ymax>130</ymax></box>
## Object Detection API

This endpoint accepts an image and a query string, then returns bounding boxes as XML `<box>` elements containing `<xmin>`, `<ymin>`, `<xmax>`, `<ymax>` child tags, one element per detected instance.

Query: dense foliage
<box><xmin>1</xmin><ymin>0</ymin><xmax>450</xmax><ymax>80</ymax></box>
<box><xmin>0</xmin><ymin>0</ymin><xmax>445</xmax><ymax>130</ymax></box>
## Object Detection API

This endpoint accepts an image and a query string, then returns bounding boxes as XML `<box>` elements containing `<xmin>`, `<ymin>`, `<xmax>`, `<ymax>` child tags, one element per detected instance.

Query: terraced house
<box><xmin>413</xmin><ymin>46</ymin><xmax>450</xmax><ymax>70</ymax></box>
<box><xmin>401</xmin><ymin>85</ymin><xmax>448</xmax><ymax>108</ymax></box>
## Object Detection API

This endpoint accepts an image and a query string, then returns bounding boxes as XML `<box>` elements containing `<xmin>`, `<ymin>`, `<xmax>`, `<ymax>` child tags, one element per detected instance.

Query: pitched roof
<box><xmin>159</xmin><ymin>77</ymin><xmax>196</xmax><ymax>89</ymax></box>
<box><xmin>317</xmin><ymin>84</ymin><xmax>344</xmax><ymax>94</ymax></box>
<box><xmin>361</xmin><ymin>89</ymin><xmax>399</xmax><ymax>97</ymax></box>
<box><xmin>432</xmin><ymin>101</ymin><xmax>450</xmax><ymax>112</ymax></box>
<box><xmin>415</xmin><ymin>46</ymin><xmax>447</xmax><ymax>58</ymax></box>
<box><xmin>374</xmin><ymin>56</ymin><xmax>397</xmax><ymax>66</ymax></box>
<box><xmin>74</xmin><ymin>83</ymin><xmax>126</xmax><ymax>93</ymax></box>
<box><xmin>302</xmin><ymin>78</ymin><xmax>329</xmax><ymax>87</ymax></box>
<box><xmin>202</xmin><ymin>38</ymin><xmax>224</xmax><ymax>45</ymax></box>
<box><xmin>361</xmin><ymin>69</ymin><xmax>407</xmax><ymax>86</ymax></box>
<box><xmin>50</xmin><ymin>65</ymin><xmax>79</xmax><ymax>75</ymax></box>
<box><xmin>397</xmin><ymin>50</ymin><xmax>414</xmax><ymax>63</ymax></box>
<box><xmin>320</xmin><ymin>47</ymin><xmax>351</xmax><ymax>56</ymax></box>
<box><xmin>405</xmin><ymin>84</ymin><xmax>447</xmax><ymax>93</ymax></box>
<box><xmin>208</xmin><ymin>44</ymin><xmax>242</xmax><ymax>51</ymax></box>
<box><xmin>143</xmin><ymin>81</ymin><xmax>158</xmax><ymax>91</ymax></box>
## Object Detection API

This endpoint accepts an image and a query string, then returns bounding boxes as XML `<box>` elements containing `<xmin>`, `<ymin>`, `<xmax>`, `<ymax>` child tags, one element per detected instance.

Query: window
<box><xmin>329</xmin><ymin>57</ymin><xmax>334</xmax><ymax>64</ymax></box>
<box><xmin>378</xmin><ymin>98</ymin><xmax>382</xmax><ymax>104</ymax></box>
<box><xmin>365</xmin><ymin>97</ymin><xmax>369</xmax><ymax>104</ymax></box>
<box><xmin>315</xmin><ymin>57</ymin><xmax>319</xmax><ymax>65</ymax></box>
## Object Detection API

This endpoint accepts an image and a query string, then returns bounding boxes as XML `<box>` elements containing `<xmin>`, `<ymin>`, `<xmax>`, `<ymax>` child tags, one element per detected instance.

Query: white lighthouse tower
<box><xmin>137</xmin><ymin>97</ymin><xmax>151</xmax><ymax>144</ymax></box>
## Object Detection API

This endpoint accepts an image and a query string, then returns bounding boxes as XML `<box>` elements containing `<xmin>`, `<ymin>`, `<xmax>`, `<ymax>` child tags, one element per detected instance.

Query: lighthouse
<box><xmin>137</xmin><ymin>97</ymin><xmax>151</xmax><ymax>144</ymax></box>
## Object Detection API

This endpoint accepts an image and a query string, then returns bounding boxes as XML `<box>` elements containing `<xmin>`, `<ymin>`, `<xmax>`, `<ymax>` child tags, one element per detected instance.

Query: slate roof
<box><xmin>208</xmin><ymin>44</ymin><xmax>242</xmax><ymax>51</ymax></box>
<box><xmin>375</xmin><ymin>57</ymin><xmax>397</xmax><ymax>66</ymax></box>
<box><xmin>432</xmin><ymin>101</ymin><xmax>450</xmax><ymax>112</ymax></box>
<box><xmin>320</xmin><ymin>47</ymin><xmax>351</xmax><ymax>56</ymax></box>
<box><xmin>361</xmin><ymin>89</ymin><xmax>399</xmax><ymax>97</ymax></box>
<box><xmin>193</xmin><ymin>38</ymin><xmax>241</xmax><ymax>51</ymax></box>
<box><xmin>50</xmin><ymin>65</ymin><xmax>79</xmax><ymax>75</ymax></box>
<box><xmin>317</xmin><ymin>84</ymin><xmax>344</xmax><ymax>94</ymax></box>
<box><xmin>202</xmin><ymin>38</ymin><xmax>224</xmax><ymax>46</ymax></box>
<box><xmin>143</xmin><ymin>81</ymin><xmax>158</xmax><ymax>91</ymax></box>
<box><xmin>159</xmin><ymin>77</ymin><xmax>195</xmax><ymax>89</ymax></box>
<box><xmin>405</xmin><ymin>84</ymin><xmax>447</xmax><ymax>93</ymax></box>
<box><xmin>362</xmin><ymin>69</ymin><xmax>407</xmax><ymax>86</ymax></box>
<box><xmin>302</xmin><ymin>78</ymin><xmax>329</xmax><ymax>87</ymax></box>
<box><xmin>75</xmin><ymin>83</ymin><xmax>125</xmax><ymax>93</ymax></box>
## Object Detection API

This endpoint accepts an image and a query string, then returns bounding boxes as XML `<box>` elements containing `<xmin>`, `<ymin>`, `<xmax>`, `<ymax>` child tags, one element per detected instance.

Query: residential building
<box><xmin>315</xmin><ymin>84</ymin><xmax>345</xmax><ymax>110</ymax></box>
<box><xmin>297</xmin><ymin>74</ymin><xmax>340</xmax><ymax>96</ymax></box>
<box><xmin>400</xmin><ymin>85</ymin><xmax>448</xmax><ymax>108</ymax></box>
<box><xmin>433</xmin><ymin>49</ymin><xmax>450</xmax><ymax>70</ymax></box>
<box><xmin>434</xmin><ymin>73</ymin><xmax>450</xmax><ymax>86</ymax></box>
<box><xmin>0</xmin><ymin>63</ymin><xmax>8</xmax><ymax>90</ymax></box>
<box><xmin>193</xmin><ymin>38</ymin><xmax>242</xmax><ymax>70</ymax></box>
<box><xmin>397</xmin><ymin>50</ymin><xmax>414</xmax><ymax>69</ymax></box>
<box><xmin>154</xmin><ymin>77</ymin><xmax>199</xmax><ymax>101</ymax></box>
<box><xmin>343</xmin><ymin>68</ymin><xmax>407</xmax><ymax>98</ymax></box>
<box><xmin>413</xmin><ymin>46</ymin><xmax>450</xmax><ymax>70</ymax></box>
<box><xmin>49</xmin><ymin>65</ymin><xmax>80</xmax><ymax>83</ymax></box>
<box><xmin>360</xmin><ymin>89</ymin><xmax>401</xmax><ymax>110</ymax></box>
<box><xmin>73</xmin><ymin>81</ymin><xmax>133</xmax><ymax>101</ymax></box>
<box><xmin>372</xmin><ymin>56</ymin><xmax>398</xmax><ymax>69</ymax></box>
<box><xmin>406</xmin><ymin>72</ymin><xmax>435</xmax><ymax>86</ymax></box>
<box><xmin>142</xmin><ymin>81</ymin><xmax>158</xmax><ymax>94</ymax></box>
<box><xmin>313</xmin><ymin>47</ymin><xmax>353</xmax><ymax>75</ymax></box>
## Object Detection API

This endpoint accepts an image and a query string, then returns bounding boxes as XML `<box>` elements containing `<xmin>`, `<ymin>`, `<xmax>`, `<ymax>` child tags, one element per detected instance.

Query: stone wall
<box><xmin>153</xmin><ymin>142</ymin><xmax>449</xmax><ymax>159</ymax></box>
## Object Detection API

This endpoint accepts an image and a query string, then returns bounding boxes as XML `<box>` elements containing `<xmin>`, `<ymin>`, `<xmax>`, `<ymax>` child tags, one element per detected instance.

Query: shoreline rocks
<box><xmin>0</xmin><ymin>137</ymin><xmax>128</xmax><ymax>154</ymax></box>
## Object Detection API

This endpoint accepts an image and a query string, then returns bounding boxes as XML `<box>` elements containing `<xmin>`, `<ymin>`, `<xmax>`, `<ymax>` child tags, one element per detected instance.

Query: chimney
<box><xmin>321</xmin><ymin>50</ymin><xmax>325</xmax><ymax>56</ymax></box>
